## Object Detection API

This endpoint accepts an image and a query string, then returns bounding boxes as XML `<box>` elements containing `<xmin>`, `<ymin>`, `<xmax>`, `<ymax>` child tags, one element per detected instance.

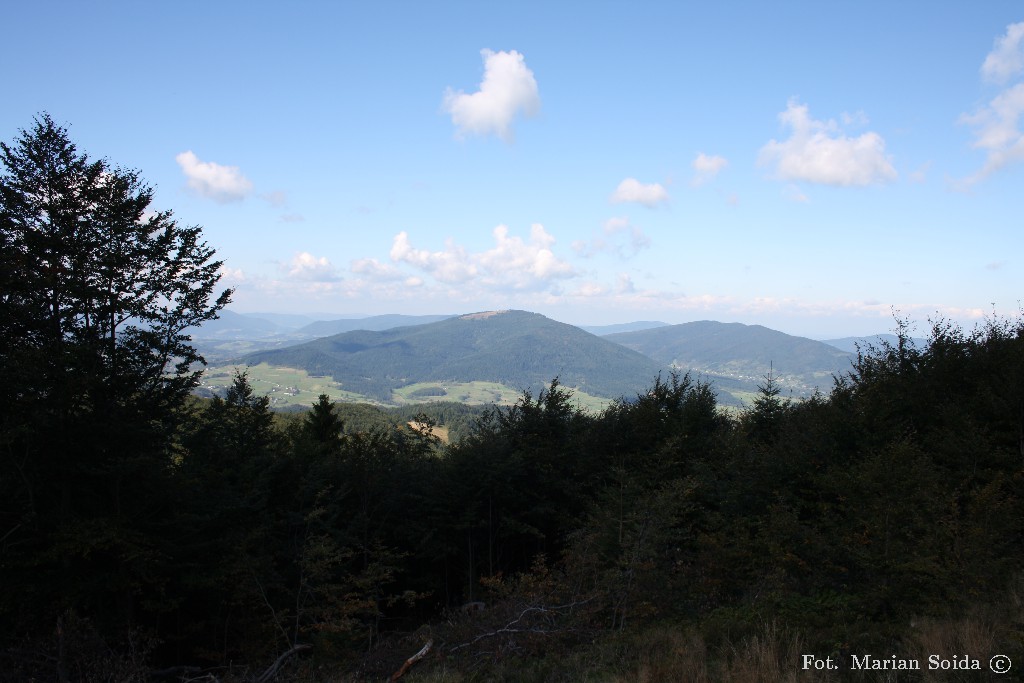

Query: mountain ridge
<box><xmin>237</xmin><ymin>310</ymin><xmax>668</xmax><ymax>404</ymax></box>
<box><xmin>605</xmin><ymin>320</ymin><xmax>856</xmax><ymax>395</ymax></box>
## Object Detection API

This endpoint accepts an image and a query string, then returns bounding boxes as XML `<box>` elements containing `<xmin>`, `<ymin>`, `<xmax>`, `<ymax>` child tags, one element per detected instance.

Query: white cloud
<box><xmin>758</xmin><ymin>100</ymin><xmax>897</xmax><ymax>186</ymax></box>
<box><xmin>957</xmin><ymin>23</ymin><xmax>1024</xmax><ymax>186</ymax></box>
<box><xmin>390</xmin><ymin>232</ymin><xmax>478</xmax><ymax>283</ymax></box>
<box><xmin>217</xmin><ymin>265</ymin><xmax>246</xmax><ymax>282</ymax></box>
<box><xmin>691</xmin><ymin>153</ymin><xmax>728</xmax><ymax>186</ymax></box>
<box><xmin>443</xmin><ymin>49</ymin><xmax>540</xmax><ymax>142</ymax></box>
<box><xmin>351</xmin><ymin>257</ymin><xmax>404</xmax><ymax>281</ymax></box>
<box><xmin>959</xmin><ymin>81</ymin><xmax>1024</xmax><ymax>186</ymax></box>
<box><xmin>390</xmin><ymin>224</ymin><xmax>574</xmax><ymax>291</ymax></box>
<box><xmin>982</xmin><ymin>22</ymin><xmax>1024</xmax><ymax>84</ymax></box>
<box><xmin>480</xmin><ymin>224</ymin><xmax>575</xmax><ymax>284</ymax></box>
<box><xmin>175</xmin><ymin>151</ymin><xmax>253</xmax><ymax>202</ymax></box>
<box><xmin>610</xmin><ymin>178</ymin><xmax>670</xmax><ymax>207</ymax></box>
<box><xmin>574</xmin><ymin>282</ymin><xmax>606</xmax><ymax>298</ymax></box>
<box><xmin>955</xmin><ymin>24</ymin><xmax>1024</xmax><ymax>186</ymax></box>
<box><xmin>285</xmin><ymin>252</ymin><xmax>340</xmax><ymax>281</ymax></box>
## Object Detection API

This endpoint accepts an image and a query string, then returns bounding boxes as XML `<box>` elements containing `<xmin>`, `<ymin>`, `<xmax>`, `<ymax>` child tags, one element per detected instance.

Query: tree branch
<box><xmin>253</xmin><ymin>643</ymin><xmax>311</xmax><ymax>683</ymax></box>
<box><xmin>390</xmin><ymin>639</ymin><xmax>433</xmax><ymax>682</ymax></box>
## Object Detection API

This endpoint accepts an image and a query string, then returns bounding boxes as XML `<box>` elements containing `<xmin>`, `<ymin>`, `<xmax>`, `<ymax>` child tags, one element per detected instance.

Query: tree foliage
<box><xmin>0</xmin><ymin>114</ymin><xmax>230</xmax><ymax>646</ymax></box>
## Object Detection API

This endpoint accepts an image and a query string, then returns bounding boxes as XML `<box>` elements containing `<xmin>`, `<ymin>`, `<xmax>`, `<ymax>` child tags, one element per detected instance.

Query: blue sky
<box><xmin>4</xmin><ymin>1</ymin><xmax>1023</xmax><ymax>338</ymax></box>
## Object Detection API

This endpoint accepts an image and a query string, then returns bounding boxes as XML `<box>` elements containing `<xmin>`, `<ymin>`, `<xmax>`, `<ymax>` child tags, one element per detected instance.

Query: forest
<box><xmin>3</xmin><ymin>116</ymin><xmax>1024</xmax><ymax>682</ymax></box>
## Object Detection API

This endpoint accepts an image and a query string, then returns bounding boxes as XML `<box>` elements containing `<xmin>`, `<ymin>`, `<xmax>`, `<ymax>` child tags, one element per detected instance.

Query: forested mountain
<box><xmin>240</xmin><ymin>310</ymin><xmax>668</xmax><ymax>403</ymax></box>
<box><xmin>239</xmin><ymin>311</ymin><xmax>320</xmax><ymax>330</ymax></box>
<box><xmin>297</xmin><ymin>313</ymin><xmax>456</xmax><ymax>336</ymax></box>
<box><xmin>606</xmin><ymin>320</ymin><xmax>856</xmax><ymax>395</ymax></box>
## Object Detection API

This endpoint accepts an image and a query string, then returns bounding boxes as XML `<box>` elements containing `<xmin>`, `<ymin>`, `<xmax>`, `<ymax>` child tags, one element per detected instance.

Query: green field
<box><xmin>393</xmin><ymin>380</ymin><xmax>612</xmax><ymax>412</ymax></box>
<box><xmin>201</xmin><ymin>363</ymin><xmax>369</xmax><ymax>409</ymax></box>
<box><xmin>202</xmin><ymin>365</ymin><xmax>614</xmax><ymax>413</ymax></box>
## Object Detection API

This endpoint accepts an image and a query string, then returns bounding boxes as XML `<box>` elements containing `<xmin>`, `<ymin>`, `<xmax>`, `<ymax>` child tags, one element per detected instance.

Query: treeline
<box><xmin>4</xmin><ymin>319</ymin><xmax>1024</xmax><ymax>680</ymax></box>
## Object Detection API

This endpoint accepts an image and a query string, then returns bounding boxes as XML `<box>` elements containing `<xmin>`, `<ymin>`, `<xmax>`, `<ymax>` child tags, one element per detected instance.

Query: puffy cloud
<box><xmin>610</xmin><ymin>178</ymin><xmax>670</xmax><ymax>207</ymax></box>
<box><xmin>479</xmin><ymin>224</ymin><xmax>575</xmax><ymax>284</ymax></box>
<box><xmin>443</xmin><ymin>49</ymin><xmax>540</xmax><ymax>142</ymax></box>
<box><xmin>955</xmin><ymin>25</ymin><xmax>1024</xmax><ymax>186</ymax></box>
<box><xmin>175</xmin><ymin>151</ymin><xmax>253</xmax><ymax>202</ymax></box>
<box><xmin>982</xmin><ymin>22</ymin><xmax>1024</xmax><ymax>84</ymax></box>
<box><xmin>285</xmin><ymin>252</ymin><xmax>340</xmax><ymax>281</ymax></box>
<box><xmin>351</xmin><ymin>257</ymin><xmax>405</xmax><ymax>281</ymax></box>
<box><xmin>390</xmin><ymin>224</ymin><xmax>574</xmax><ymax>291</ymax></box>
<box><xmin>390</xmin><ymin>232</ymin><xmax>478</xmax><ymax>283</ymax></box>
<box><xmin>691</xmin><ymin>153</ymin><xmax>728</xmax><ymax>186</ymax></box>
<box><xmin>758</xmin><ymin>100</ymin><xmax>897</xmax><ymax>186</ymax></box>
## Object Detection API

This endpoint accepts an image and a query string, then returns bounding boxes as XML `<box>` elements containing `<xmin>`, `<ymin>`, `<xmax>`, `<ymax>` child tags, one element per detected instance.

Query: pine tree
<box><xmin>0</xmin><ymin>113</ymin><xmax>231</xmax><ymax>640</ymax></box>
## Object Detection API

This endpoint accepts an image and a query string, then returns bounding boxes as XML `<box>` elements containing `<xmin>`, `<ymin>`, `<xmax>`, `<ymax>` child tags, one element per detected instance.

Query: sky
<box><xmin>3</xmin><ymin>1</ymin><xmax>1023</xmax><ymax>339</ymax></box>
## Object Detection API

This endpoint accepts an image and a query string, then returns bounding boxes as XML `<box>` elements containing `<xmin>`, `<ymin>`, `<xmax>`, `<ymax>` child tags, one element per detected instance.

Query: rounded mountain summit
<box><xmin>239</xmin><ymin>310</ymin><xmax>667</xmax><ymax>404</ymax></box>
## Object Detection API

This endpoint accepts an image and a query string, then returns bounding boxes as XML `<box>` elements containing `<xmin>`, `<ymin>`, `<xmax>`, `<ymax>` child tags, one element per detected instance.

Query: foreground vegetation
<box><xmin>4</xmin><ymin>317</ymin><xmax>1024</xmax><ymax>682</ymax></box>
<box><xmin>3</xmin><ymin>115</ymin><xmax>1023</xmax><ymax>681</ymax></box>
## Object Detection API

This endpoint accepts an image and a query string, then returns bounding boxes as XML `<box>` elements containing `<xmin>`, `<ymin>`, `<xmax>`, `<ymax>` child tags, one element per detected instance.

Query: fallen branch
<box><xmin>448</xmin><ymin>598</ymin><xmax>594</xmax><ymax>653</ymax></box>
<box><xmin>390</xmin><ymin>639</ymin><xmax>433</xmax><ymax>682</ymax></box>
<box><xmin>253</xmin><ymin>643</ymin><xmax>311</xmax><ymax>683</ymax></box>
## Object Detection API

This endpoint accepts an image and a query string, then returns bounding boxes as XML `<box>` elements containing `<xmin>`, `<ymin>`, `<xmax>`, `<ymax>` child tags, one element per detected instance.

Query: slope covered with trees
<box><xmin>240</xmin><ymin>310</ymin><xmax>668</xmax><ymax>403</ymax></box>
<box><xmin>606</xmin><ymin>320</ymin><xmax>857</xmax><ymax>397</ymax></box>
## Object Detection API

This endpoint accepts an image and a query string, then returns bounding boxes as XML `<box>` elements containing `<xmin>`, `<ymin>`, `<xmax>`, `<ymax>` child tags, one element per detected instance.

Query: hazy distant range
<box><xmin>186</xmin><ymin>309</ymin><xmax>915</xmax><ymax>408</ymax></box>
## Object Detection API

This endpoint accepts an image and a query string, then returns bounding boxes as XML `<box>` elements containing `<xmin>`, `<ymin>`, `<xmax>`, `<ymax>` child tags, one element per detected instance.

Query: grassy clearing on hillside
<box><xmin>393</xmin><ymin>380</ymin><xmax>612</xmax><ymax>413</ymax></box>
<box><xmin>392</xmin><ymin>381</ymin><xmax>515</xmax><ymax>406</ymax></box>
<box><xmin>201</xmin><ymin>368</ymin><xmax>616</xmax><ymax>413</ymax></box>
<box><xmin>201</xmin><ymin>363</ymin><xmax>370</xmax><ymax>408</ymax></box>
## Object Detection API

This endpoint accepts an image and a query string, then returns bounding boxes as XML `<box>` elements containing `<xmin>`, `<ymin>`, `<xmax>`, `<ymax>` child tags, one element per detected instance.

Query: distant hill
<box><xmin>605</xmin><ymin>321</ymin><xmax>856</xmax><ymax>396</ymax></box>
<box><xmin>239</xmin><ymin>310</ymin><xmax>668</xmax><ymax>403</ymax></box>
<box><xmin>185</xmin><ymin>309</ymin><xmax>284</xmax><ymax>339</ymax></box>
<box><xmin>185</xmin><ymin>310</ymin><xmax>322</xmax><ymax>365</ymax></box>
<box><xmin>298</xmin><ymin>314</ymin><xmax>457</xmax><ymax>337</ymax></box>
<box><xmin>580</xmin><ymin>320</ymin><xmax>669</xmax><ymax>335</ymax></box>
<box><xmin>238</xmin><ymin>312</ymin><xmax>320</xmax><ymax>330</ymax></box>
<box><xmin>821</xmin><ymin>334</ymin><xmax>929</xmax><ymax>354</ymax></box>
